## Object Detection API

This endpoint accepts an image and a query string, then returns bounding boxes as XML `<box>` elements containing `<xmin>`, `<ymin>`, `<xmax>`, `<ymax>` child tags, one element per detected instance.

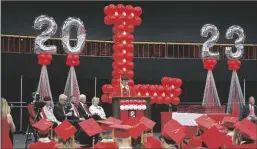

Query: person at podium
<box><xmin>112</xmin><ymin>75</ymin><xmax>135</xmax><ymax>97</ymax></box>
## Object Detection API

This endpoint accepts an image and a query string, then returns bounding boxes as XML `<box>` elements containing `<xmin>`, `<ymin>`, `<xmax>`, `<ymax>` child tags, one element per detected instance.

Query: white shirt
<box><xmin>89</xmin><ymin>105</ymin><xmax>106</xmax><ymax>119</ymax></box>
<box><xmin>121</xmin><ymin>85</ymin><xmax>129</xmax><ymax>90</ymax></box>
<box><xmin>42</xmin><ymin>106</ymin><xmax>59</xmax><ymax>123</ymax></box>
<box><xmin>38</xmin><ymin>137</ymin><xmax>51</xmax><ymax>143</ymax></box>
<box><xmin>249</xmin><ymin>104</ymin><xmax>255</xmax><ymax>116</ymax></box>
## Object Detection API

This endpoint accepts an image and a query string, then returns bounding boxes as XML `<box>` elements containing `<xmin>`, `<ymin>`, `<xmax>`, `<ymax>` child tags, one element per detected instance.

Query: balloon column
<box><xmin>33</xmin><ymin>15</ymin><xmax>55</xmax><ymax>105</ymax></box>
<box><xmin>102</xmin><ymin>4</ymin><xmax>142</xmax><ymax>103</ymax></box>
<box><xmin>62</xmin><ymin>17</ymin><xmax>86</xmax><ymax>104</ymax></box>
<box><xmin>201</xmin><ymin>24</ymin><xmax>221</xmax><ymax>107</ymax></box>
<box><xmin>225</xmin><ymin>25</ymin><xmax>245</xmax><ymax>118</ymax></box>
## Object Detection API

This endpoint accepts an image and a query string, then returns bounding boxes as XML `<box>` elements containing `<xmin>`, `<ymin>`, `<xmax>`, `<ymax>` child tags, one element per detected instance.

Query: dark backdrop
<box><xmin>2</xmin><ymin>53</ymin><xmax>257</xmax><ymax>132</ymax></box>
<box><xmin>2</xmin><ymin>1</ymin><xmax>257</xmax><ymax>43</ymax></box>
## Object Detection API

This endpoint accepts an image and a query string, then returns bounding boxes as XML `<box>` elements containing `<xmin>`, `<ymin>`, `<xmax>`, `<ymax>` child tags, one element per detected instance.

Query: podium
<box><xmin>112</xmin><ymin>97</ymin><xmax>151</xmax><ymax>120</ymax></box>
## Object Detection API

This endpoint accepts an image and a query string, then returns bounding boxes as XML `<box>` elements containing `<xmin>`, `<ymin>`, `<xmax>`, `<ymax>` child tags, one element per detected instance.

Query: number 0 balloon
<box><xmin>61</xmin><ymin>17</ymin><xmax>86</xmax><ymax>54</ymax></box>
<box><xmin>33</xmin><ymin>15</ymin><xmax>57</xmax><ymax>54</ymax></box>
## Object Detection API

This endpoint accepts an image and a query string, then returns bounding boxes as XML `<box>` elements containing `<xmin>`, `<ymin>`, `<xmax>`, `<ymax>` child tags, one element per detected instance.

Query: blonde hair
<box><xmin>92</xmin><ymin>97</ymin><xmax>100</xmax><ymax>103</ymax></box>
<box><xmin>1</xmin><ymin>98</ymin><xmax>9</xmax><ymax>118</ymax></box>
<box><xmin>233</xmin><ymin>129</ymin><xmax>242</xmax><ymax>145</ymax></box>
<box><xmin>56</xmin><ymin>137</ymin><xmax>75</xmax><ymax>149</ymax></box>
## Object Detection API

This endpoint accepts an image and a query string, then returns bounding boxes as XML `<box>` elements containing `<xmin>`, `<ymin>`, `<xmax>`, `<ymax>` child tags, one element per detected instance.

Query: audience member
<box><xmin>54</xmin><ymin>94</ymin><xmax>71</xmax><ymax>122</ymax></box>
<box><xmin>1</xmin><ymin>98</ymin><xmax>15</xmax><ymax>149</ymax></box>
<box><xmin>77</xmin><ymin>94</ymin><xmax>91</xmax><ymax>119</ymax></box>
<box><xmin>41</xmin><ymin>96</ymin><xmax>61</xmax><ymax>126</ymax></box>
<box><xmin>89</xmin><ymin>97</ymin><xmax>106</xmax><ymax>120</ymax></box>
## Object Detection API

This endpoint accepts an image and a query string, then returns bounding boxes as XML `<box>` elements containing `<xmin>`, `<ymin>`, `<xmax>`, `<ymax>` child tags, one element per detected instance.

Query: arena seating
<box><xmin>1</xmin><ymin>34</ymin><xmax>257</xmax><ymax>60</ymax></box>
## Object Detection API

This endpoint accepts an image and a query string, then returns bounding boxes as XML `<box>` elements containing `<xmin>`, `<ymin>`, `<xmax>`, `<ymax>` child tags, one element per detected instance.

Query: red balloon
<box><xmin>113</xmin><ymin>24</ymin><xmax>125</xmax><ymax>33</ymax></box>
<box><xmin>125</xmin><ymin>25</ymin><xmax>135</xmax><ymax>33</ymax></box>
<box><xmin>126</xmin><ymin>15</ymin><xmax>135</xmax><ymax>25</ymax></box>
<box><xmin>38</xmin><ymin>59</ymin><xmax>43</xmax><ymax>65</ymax></box>
<box><xmin>124</xmin><ymin>44</ymin><xmax>134</xmax><ymax>53</ymax></box>
<box><xmin>167</xmin><ymin>78</ymin><xmax>175</xmax><ymax>86</ymax></box>
<box><xmin>134</xmin><ymin>17</ymin><xmax>142</xmax><ymax>25</ymax></box>
<box><xmin>172</xmin><ymin>97</ymin><xmax>180</xmax><ymax>105</ymax></box>
<box><xmin>104</xmin><ymin>16</ymin><xmax>112</xmax><ymax>25</ymax></box>
<box><xmin>113</xmin><ymin>44</ymin><xmax>124</xmax><ymax>52</ymax></box>
<box><xmin>157</xmin><ymin>86</ymin><xmax>164</xmax><ymax>94</ymax></box>
<box><xmin>126</xmin><ymin>70</ymin><xmax>134</xmax><ymax>78</ymax></box>
<box><xmin>102</xmin><ymin>85</ymin><xmax>108</xmax><ymax>93</ymax></box>
<box><xmin>235</xmin><ymin>60</ymin><xmax>241</xmax><ymax>66</ymax></box>
<box><xmin>112</xmin><ymin>52</ymin><xmax>123</xmax><ymax>60</ymax></box>
<box><xmin>174</xmin><ymin>78</ymin><xmax>183</xmax><ymax>88</ymax></box>
<box><xmin>174</xmin><ymin>88</ymin><xmax>182</xmax><ymax>97</ymax></box>
<box><xmin>104</xmin><ymin>4</ymin><xmax>116</xmax><ymax>16</ymax></box>
<box><xmin>163</xmin><ymin>96</ymin><xmax>172</xmax><ymax>105</ymax></box>
<box><xmin>125</xmin><ymin>53</ymin><xmax>134</xmax><ymax>61</ymax></box>
<box><xmin>150</xmin><ymin>96</ymin><xmax>156</xmax><ymax>104</ymax></box>
<box><xmin>126</xmin><ymin>62</ymin><xmax>134</xmax><ymax>70</ymax></box>
<box><xmin>126</xmin><ymin>34</ymin><xmax>134</xmax><ymax>43</ymax></box>
<box><xmin>156</xmin><ymin>96</ymin><xmax>163</xmax><ymax>104</ymax></box>
<box><xmin>134</xmin><ymin>85</ymin><xmax>140</xmax><ymax>92</ymax></box>
<box><xmin>112</xmin><ymin>70</ymin><xmax>123</xmax><ymax>78</ymax></box>
<box><xmin>46</xmin><ymin>54</ymin><xmax>52</xmax><ymax>61</ymax></box>
<box><xmin>75</xmin><ymin>60</ymin><xmax>80</xmax><ymax>66</ymax></box>
<box><xmin>112</xmin><ymin>61</ymin><xmax>125</xmax><ymax>69</ymax></box>
<box><xmin>128</xmin><ymin>79</ymin><xmax>134</xmax><ymax>87</ymax></box>
<box><xmin>39</xmin><ymin>53</ymin><xmax>46</xmax><ymax>59</ymax></box>
<box><xmin>112</xmin><ymin>62</ymin><xmax>118</xmax><ymax>69</ymax></box>
<box><xmin>164</xmin><ymin>87</ymin><xmax>173</xmax><ymax>94</ymax></box>
<box><xmin>125</xmin><ymin>5</ymin><xmax>134</xmax><ymax>14</ymax></box>
<box><xmin>133</xmin><ymin>6</ymin><xmax>142</xmax><ymax>16</ymax></box>
<box><xmin>73</xmin><ymin>55</ymin><xmax>79</xmax><ymax>60</ymax></box>
<box><xmin>140</xmin><ymin>85</ymin><xmax>148</xmax><ymax>94</ymax></box>
<box><xmin>101</xmin><ymin>94</ymin><xmax>109</xmax><ymax>103</ymax></box>
<box><xmin>111</xmin><ymin>78</ymin><xmax>120</xmax><ymax>87</ymax></box>
<box><xmin>67</xmin><ymin>54</ymin><xmax>73</xmax><ymax>61</ymax></box>
<box><xmin>115</xmin><ymin>15</ymin><xmax>126</xmax><ymax>25</ymax></box>
<box><xmin>161</xmin><ymin>77</ymin><xmax>169</xmax><ymax>86</ymax></box>
<box><xmin>43</xmin><ymin>59</ymin><xmax>50</xmax><ymax>65</ymax></box>
<box><xmin>149</xmin><ymin>85</ymin><xmax>156</xmax><ymax>95</ymax></box>
<box><xmin>108</xmin><ymin>95</ymin><xmax>113</xmax><ymax>104</ymax></box>
<box><xmin>117</xmin><ymin>4</ymin><xmax>125</xmax><ymax>13</ymax></box>
<box><xmin>106</xmin><ymin>85</ymin><xmax>113</xmax><ymax>93</ymax></box>
<box><xmin>113</xmin><ymin>34</ymin><xmax>124</xmax><ymax>43</ymax></box>
<box><xmin>66</xmin><ymin>61</ymin><xmax>70</xmax><ymax>66</ymax></box>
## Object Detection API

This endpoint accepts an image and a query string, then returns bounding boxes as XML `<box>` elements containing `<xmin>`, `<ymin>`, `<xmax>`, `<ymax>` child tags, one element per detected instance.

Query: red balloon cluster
<box><xmin>101</xmin><ymin>94</ymin><xmax>112</xmax><ymax>104</ymax></box>
<box><xmin>102</xmin><ymin>84</ymin><xmax>114</xmax><ymax>93</ymax></box>
<box><xmin>203</xmin><ymin>58</ymin><xmax>217</xmax><ymax>70</ymax></box>
<box><xmin>38</xmin><ymin>53</ymin><xmax>53</xmax><ymax>65</ymax></box>
<box><xmin>66</xmin><ymin>54</ymin><xmax>80</xmax><ymax>67</ymax></box>
<box><xmin>228</xmin><ymin>59</ymin><xmax>241</xmax><ymax>71</ymax></box>
<box><xmin>120</xmin><ymin>100</ymin><xmax>146</xmax><ymax>105</ymax></box>
<box><xmin>104</xmin><ymin>4</ymin><xmax>142</xmax><ymax>87</ymax></box>
<box><xmin>133</xmin><ymin>78</ymin><xmax>182</xmax><ymax>105</ymax></box>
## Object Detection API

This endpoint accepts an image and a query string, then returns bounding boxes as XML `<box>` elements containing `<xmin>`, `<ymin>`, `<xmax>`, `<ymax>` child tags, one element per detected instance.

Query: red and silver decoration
<box><xmin>120</xmin><ymin>100</ymin><xmax>147</xmax><ymax>111</ymax></box>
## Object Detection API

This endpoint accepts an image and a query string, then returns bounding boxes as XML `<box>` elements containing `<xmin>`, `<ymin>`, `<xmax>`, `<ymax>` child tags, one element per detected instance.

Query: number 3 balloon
<box><xmin>61</xmin><ymin>17</ymin><xmax>86</xmax><ymax>54</ymax></box>
<box><xmin>33</xmin><ymin>15</ymin><xmax>57</xmax><ymax>54</ymax></box>
<box><xmin>225</xmin><ymin>25</ymin><xmax>245</xmax><ymax>60</ymax></box>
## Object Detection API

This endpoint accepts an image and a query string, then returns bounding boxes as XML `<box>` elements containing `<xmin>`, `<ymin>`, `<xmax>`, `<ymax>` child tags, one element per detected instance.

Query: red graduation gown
<box><xmin>94</xmin><ymin>141</ymin><xmax>118</xmax><ymax>149</ymax></box>
<box><xmin>28</xmin><ymin>141</ymin><xmax>57</xmax><ymax>149</ymax></box>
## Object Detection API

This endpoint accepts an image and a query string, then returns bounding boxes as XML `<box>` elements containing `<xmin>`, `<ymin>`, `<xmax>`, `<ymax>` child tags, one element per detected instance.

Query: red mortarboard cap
<box><xmin>32</xmin><ymin>119</ymin><xmax>53</xmax><ymax>135</ymax></box>
<box><xmin>94</xmin><ymin>141</ymin><xmax>118</xmax><ymax>149</ymax></box>
<box><xmin>140</xmin><ymin>116</ymin><xmax>156</xmax><ymax>130</ymax></box>
<box><xmin>200</xmin><ymin>126</ymin><xmax>228</xmax><ymax>148</ymax></box>
<box><xmin>54</xmin><ymin>120</ymin><xmax>77</xmax><ymax>141</ymax></box>
<box><xmin>110</xmin><ymin>124</ymin><xmax>132</xmax><ymax>138</ymax></box>
<box><xmin>121</xmin><ymin>117</ymin><xmax>140</xmax><ymax>126</ymax></box>
<box><xmin>222</xmin><ymin>116</ymin><xmax>238</xmax><ymax>124</ymax></box>
<box><xmin>97</xmin><ymin>120</ymin><xmax>114</xmax><ymax>131</ymax></box>
<box><xmin>235</xmin><ymin>143</ymin><xmax>257</xmax><ymax>149</ymax></box>
<box><xmin>187</xmin><ymin>136</ymin><xmax>202</xmax><ymax>148</ymax></box>
<box><xmin>162</xmin><ymin>119</ymin><xmax>185</xmax><ymax>145</ymax></box>
<box><xmin>144</xmin><ymin>136</ymin><xmax>162</xmax><ymax>149</ymax></box>
<box><xmin>235</xmin><ymin>118</ymin><xmax>257</xmax><ymax>140</ymax></box>
<box><xmin>195</xmin><ymin>115</ymin><xmax>216</xmax><ymax>129</ymax></box>
<box><xmin>106</xmin><ymin>117</ymin><xmax>122</xmax><ymax>124</ymax></box>
<box><xmin>79</xmin><ymin>118</ymin><xmax>103</xmax><ymax>137</ymax></box>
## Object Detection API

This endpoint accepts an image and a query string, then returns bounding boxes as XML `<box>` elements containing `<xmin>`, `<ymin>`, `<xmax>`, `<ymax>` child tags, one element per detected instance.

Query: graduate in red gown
<box><xmin>1</xmin><ymin>98</ymin><xmax>15</xmax><ymax>149</ymax></box>
<box><xmin>28</xmin><ymin>119</ymin><xmax>57</xmax><ymax>149</ymax></box>
<box><xmin>112</xmin><ymin>76</ymin><xmax>136</xmax><ymax>97</ymax></box>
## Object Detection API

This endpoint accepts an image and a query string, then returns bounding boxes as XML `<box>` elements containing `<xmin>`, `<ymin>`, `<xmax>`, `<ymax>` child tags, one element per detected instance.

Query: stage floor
<box><xmin>13</xmin><ymin>133</ymin><xmax>162</xmax><ymax>148</ymax></box>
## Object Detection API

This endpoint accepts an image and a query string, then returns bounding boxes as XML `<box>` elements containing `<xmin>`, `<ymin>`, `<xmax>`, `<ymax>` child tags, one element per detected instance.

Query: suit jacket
<box><xmin>242</xmin><ymin>104</ymin><xmax>257</xmax><ymax>118</ymax></box>
<box><xmin>53</xmin><ymin>103</ymin><xmax>66</xmax><ymax>122</ymax></box>
<box><xmin>65</xmin><ymin>103</ymin><xmax>80</xmax><ymax>121</ymax></box>
<box><xmin>112</xmin><ymin>86</ymin><xmax>136</xmax><ymax>97</ymax></box>
<box><xmin>28</xmin><ymin>104</ymin><xmax>37</xmax><ymax>125</ymax></box>
<box><xmin>77</xmin><ymin>102</ymin><xmax>90</xmax><ymax>119</ymax></box>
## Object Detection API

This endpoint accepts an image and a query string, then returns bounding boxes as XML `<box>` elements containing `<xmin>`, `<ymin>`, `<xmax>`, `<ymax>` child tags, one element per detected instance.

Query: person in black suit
<box><xmin>77</xmin><ymin>94</ymin><xmax>91</xmax><ymax>119</ymax></box>
<box><xmin>242</xmin><ymin>96</ymin><xmax>257</xmax><ymax>118</ymax></box>
<box><xmin>65</xmin><ymin>96</ymin><xmax>81</xmax><ymax>121</ymax></box>
<box><xmin>53</xmin><ymin>94</ymin><xmax>72</xmax><ymax>122</ymax></box>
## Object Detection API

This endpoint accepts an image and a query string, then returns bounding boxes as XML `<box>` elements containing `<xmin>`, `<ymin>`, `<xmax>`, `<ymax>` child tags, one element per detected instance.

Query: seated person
<box><xmin>41</xmin><ymin>96</ymin><xmax>61</xmax><ymax>126</ymax></box>
<box><xmin>54</xmin><ymin>94</ymin><xmax>72</xmax><ymax>122</ymax></box>
<box><xmin>28</xmin><ymin>119</ymin><xmax>57</xmax><ymax>149</ymax></box>
<box><xmin>66</xmin><ymin>96</ymin><xmax>84</xmax><ymax>121</ymax></box>
<box><xmin>89</xmin><ymin>97</ymin><xmax>106</xmax><ymax>120</ymax></box>
<box><xmin>77</xmin><ymin>94</ymin><xmax>91</xmax><ymax>120</ymax></box>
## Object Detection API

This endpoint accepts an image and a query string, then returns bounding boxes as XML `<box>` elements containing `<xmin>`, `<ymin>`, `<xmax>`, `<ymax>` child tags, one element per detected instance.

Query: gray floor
<box><xmin>13</xmin><ymin>133</ymin><xmax>162</xmax><ymax>149</ymax></box>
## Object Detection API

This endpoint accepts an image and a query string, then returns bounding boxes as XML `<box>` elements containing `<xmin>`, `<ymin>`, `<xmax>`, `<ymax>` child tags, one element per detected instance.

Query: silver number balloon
<box><xmin>61</xmin><ymin>17</ymin><xmax>86</xmax><ymax>54</ymax></box>
<box><xmin>225</xmin><ymin>25</ymin><xmax>245</xmax><ymax>60</ymax></box>
<box><xmin>200</xmin><ymin>24</ymin><xmax>220</xmax><ymax>60</ymax></box>
<box><xmin>33</xmin><ymin>15</ymin><xmax>57</xmax><ymax>54</ymax></box>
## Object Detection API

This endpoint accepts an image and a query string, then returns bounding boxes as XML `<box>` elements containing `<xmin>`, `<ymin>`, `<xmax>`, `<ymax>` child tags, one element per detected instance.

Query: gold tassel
<box><xmin>112</xmin><ymin>129</ymin><xmax>114</xmax><ymax>139</ymax></box>
<box><xmin>72</xmin><ymin>135</ymin><xmax>75</xmax><ymax>148</ymax></box>
<box><xmin>120</xmin><ymin>75</ymin><xmax>123</xmax><ymax>97</ymax></box>
<box><xmin>141</xmin><ymin>133</ymin><xmax>144</xmax><ymax>145</ymax></box>
<box><xmin>50</xmin><ymin>126</ymin><xmax>53</xmax><ymax>140</ymax></box>
<box><xmin>129</xmin><ymin>137</ymin><xmax>131</xmax><ymax>147</ymax></box>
